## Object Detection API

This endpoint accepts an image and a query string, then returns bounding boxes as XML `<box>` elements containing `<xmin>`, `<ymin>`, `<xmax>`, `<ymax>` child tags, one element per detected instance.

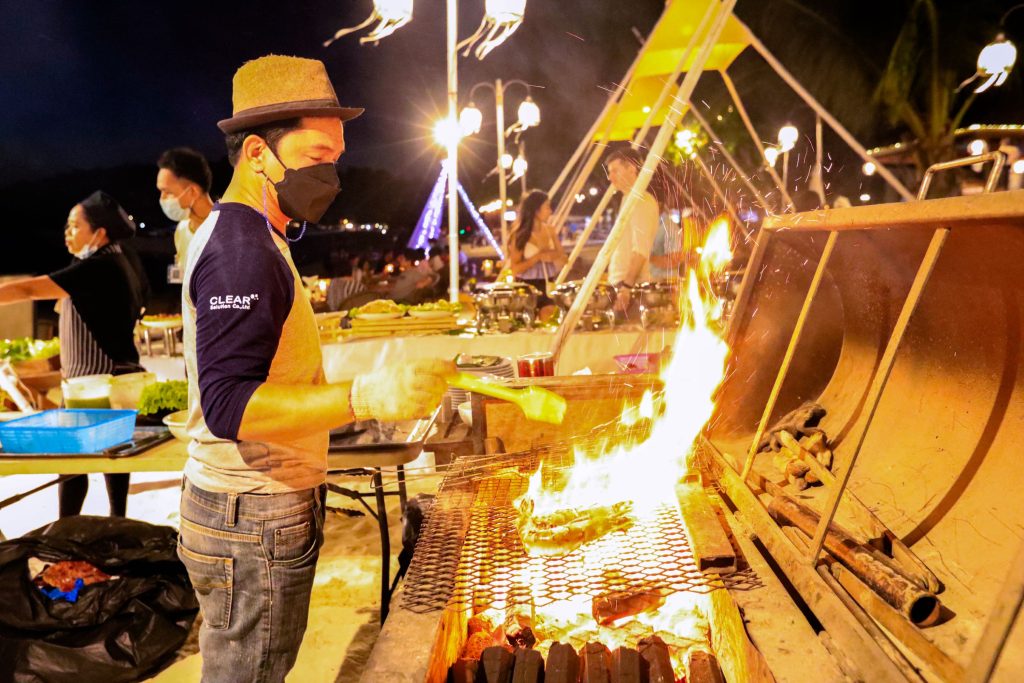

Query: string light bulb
<box><xmin>459</xmin><ymin>103</ymin><xmax>483</xmax><ymax>136</ymax></box>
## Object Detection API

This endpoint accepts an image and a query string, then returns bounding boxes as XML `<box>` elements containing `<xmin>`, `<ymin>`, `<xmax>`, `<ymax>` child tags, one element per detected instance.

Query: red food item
<box><xmin>38</xmin><ymin>561</ymin><xmax>112</xmax><ymax>592</ymax></box>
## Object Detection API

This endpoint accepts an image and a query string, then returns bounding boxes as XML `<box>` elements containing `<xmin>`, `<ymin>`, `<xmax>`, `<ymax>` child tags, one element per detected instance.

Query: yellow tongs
<box><xmin>447</xmin><ymin>372</ymin><xmax>567</xmax><ymax>425</ymax></box>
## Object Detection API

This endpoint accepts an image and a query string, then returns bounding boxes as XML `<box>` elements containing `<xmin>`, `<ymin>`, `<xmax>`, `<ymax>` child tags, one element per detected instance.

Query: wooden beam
<box><xmin>763</xmin><ymin>189</ymin><xmax>1024</xmax><ymax>233</ymax></box>
<box><xmin>676</xmin><ymin>480</ymin><xmax>738</xmax><ymax>574</ymax></box>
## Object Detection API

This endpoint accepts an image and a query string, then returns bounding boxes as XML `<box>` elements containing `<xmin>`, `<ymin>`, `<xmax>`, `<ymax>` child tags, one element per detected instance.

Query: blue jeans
<box><xmin>178</xmin><ymin>479</ymin><xmax>326</xmax><ymax>683</ymax></box>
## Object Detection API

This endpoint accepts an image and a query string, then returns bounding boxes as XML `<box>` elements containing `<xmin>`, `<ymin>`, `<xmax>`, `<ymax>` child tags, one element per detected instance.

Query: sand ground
<box><xmin>0</xmin><ymin>453</ymin><xmax>442</xmax><ymax>683</ymax></box>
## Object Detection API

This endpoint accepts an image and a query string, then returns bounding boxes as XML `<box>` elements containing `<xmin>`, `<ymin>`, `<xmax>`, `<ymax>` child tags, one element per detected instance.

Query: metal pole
<box><xmin>495</xmin><ymin>79</ymin><xmax>509</xmax><ymax>257</ymax></box>
<box><xmin>550</xmin><ymin>0</ymin><xmax>738</xmax><ymax>365</ymax></box>
<box><xmin>721</xmin><ymin>70</ymin><xmax>794</xmax><ymax>212</ymax></box>
<box><xmin>782</xmin><ymin>149</ymin><xmax>789</xmax><ymax>191</ymax></box>
<box><xmin>739</xmin><ymin>19</ymin><xmax>917</xmax><ymax>202</ymax></box>
<box><xmin>553</xmin><ymin>0</ymin><xmax>720</xmax><ymax>287</ymax></box>
<box><xmin>446</xmin><ymin>0</ymin><xmax>460</xmax><ymax>302</ymax></box>
<box><xmin>814</xmin><ymin>114</ymin><xmax>826</xmax><ymax>206</ymax></box>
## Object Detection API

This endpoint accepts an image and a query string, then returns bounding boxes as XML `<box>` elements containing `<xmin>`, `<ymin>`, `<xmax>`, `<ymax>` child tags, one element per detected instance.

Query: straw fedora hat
<box><xmin>218</xmin><ymin>55</ymin><xmax>364</xmax><ymax>133</ymax></box>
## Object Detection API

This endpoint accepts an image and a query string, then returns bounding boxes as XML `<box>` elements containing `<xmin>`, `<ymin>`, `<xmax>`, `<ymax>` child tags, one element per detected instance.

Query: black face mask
<box><xmin>267</xmin><ymin>155</ymin><xmax>341</xmax><ymax>224</ymax></box>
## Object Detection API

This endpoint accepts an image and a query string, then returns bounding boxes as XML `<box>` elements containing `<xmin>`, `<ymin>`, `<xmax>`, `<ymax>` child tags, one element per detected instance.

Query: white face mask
<box><xmin>160</xmin><ymin>188</ymin><xmax>193</xmax><ymax>222</ymax></box>
<box><xmin>76</xmin><ymin>234</ymin><xmax>100</xmax><ymax>260</ymax></box>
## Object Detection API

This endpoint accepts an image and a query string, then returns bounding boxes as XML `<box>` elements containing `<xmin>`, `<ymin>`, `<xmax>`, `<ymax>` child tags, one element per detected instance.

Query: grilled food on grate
<box><xmin>515</xmin><ymin>496</ymin><xmax>635</xmax><ymax>557</ymax></box>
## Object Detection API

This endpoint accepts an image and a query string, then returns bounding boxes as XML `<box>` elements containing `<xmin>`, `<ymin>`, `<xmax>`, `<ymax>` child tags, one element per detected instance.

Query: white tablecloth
<box><xmin>321</xmin><ymin>327</ymin><xmax>676</xmax><ymax>382</ymax></box>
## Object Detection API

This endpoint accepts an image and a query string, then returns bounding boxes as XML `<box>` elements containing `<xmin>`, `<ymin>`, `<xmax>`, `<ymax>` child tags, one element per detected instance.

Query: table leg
<box><xmin>397</xmin><ymin>464</ymin><xmax>408</xmax><ymax>514</ymax></box>
<box><xmin>373</xmin><ymin>468</ymin><xmax>391</xmax><ymax>624</ymax></box>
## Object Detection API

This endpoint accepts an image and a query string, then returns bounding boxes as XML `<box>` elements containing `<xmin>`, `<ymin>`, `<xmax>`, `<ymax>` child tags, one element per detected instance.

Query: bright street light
<box><xmin>862</xmin><ymin>161</ymin><xmax>877</xmax><ymax>176</ymax></box>
<box><xmin>500</xmin><ymin>152</ymin><xmax>513</xmax><ymax>169</ymax></box>
<box><xmin>511</xmin><ymin>154</ymin><xmax>528</xmax><ymax>179</ymax></box>
<box><xmin>433</xmin><ymin>117</ymin><xmax>463</xmax><ymax>150</ymax></box>
<box><xmin>764</xmin><ymin>146</ymin><xmax>780</xmax><ymax>168</ymax></box>
<box><xmin>517</xmin><ymin>96</ymin><xmax>540</xmax><ymax>128</ymax></box>
<box><xmin>968</xmin><ymin>138</ymin><xmax>988</xmax><ymax>156</ymax></box>
<box><xmin>1013</xmin><ymin>159</ymin><xmax>1024</xmax><ymax>174</ymax></box>
<box><xmin>859</xmin><ymin>193</ymin><xmax>871</xmax><ymax>202</ymax></box>
<box><xmin>778</xmin><ymin>124</ymin><xmax>798</xmax><ymax>152</ymax></box>
<box><xmin>975</xmin><ymin>34</ymin><xmax>1018</xmax><ymax>92</ymax></box>
<box><xmin>588</xmin><ymin>186</ymin><xmax>599</xmax><ymax>196</ymax></box>
<box><xmin>459</xmin><ymin>103</ymin><xmax>483</xmax><ymax>136</ymax></box>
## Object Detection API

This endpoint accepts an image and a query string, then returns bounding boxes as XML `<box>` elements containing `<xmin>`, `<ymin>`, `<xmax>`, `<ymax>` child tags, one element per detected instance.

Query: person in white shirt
<box><xmin>604</xmin><ymin>147</ymin><xmax>665</xmax><ymax>311</ymax></box>
<box><xmin>156</xmin><ymin>147</ymin><xmax>215</xmax><ymax>270</ymax></box>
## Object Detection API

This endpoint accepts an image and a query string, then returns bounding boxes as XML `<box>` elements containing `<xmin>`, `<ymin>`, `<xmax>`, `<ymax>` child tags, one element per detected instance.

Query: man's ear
<box><xmin>242</xmin><ymin>135</ymin><xmax>268</xmax><ymax>174</ymax></box>
<box><xmin>94</xmin><ymin>227</ymin><xmax>109</xmax><ymax>243</ymax></box>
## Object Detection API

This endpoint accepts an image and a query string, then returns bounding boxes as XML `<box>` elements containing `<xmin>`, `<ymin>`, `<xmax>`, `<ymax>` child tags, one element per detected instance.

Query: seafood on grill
<box><xmin>514</xmin><ymin>495</ymin><xmax>635</xmax><ymax>557</ymax></box>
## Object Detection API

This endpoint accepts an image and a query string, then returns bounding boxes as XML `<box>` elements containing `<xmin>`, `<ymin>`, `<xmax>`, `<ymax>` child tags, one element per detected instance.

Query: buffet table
<box><xmin>322</xmin><ymin>327</ymin><xmax>676</xmax><ymax>381</ymax></box>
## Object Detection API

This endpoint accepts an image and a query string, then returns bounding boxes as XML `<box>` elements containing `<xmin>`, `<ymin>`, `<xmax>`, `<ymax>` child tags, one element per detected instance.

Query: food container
<box><xmin>517</xmin><ymin>352</ymin><xmax>555</xmax><ymax>378</ymax></box>
<box><xmin>162</xmin><ymin>410</ymin><xmax>190</xmax><ymax>442</ymax></box>
<box><xmin>62</xmin><ymin>374</ymin><xmax>112</xmax><ymax>409</ymax></box>
<box><xmin>0</xmin><ymin>409</ymin><xmax>136</xmax><ymax>454</ymax></box>
<box><xmin>109</xmin><ymin>372</ymin><xmax>157</xmax><ymax>410</ymax></box>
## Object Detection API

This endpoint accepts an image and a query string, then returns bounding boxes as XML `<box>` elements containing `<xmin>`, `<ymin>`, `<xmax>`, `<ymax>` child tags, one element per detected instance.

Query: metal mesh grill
<box><xmin>401</xmin><ymin>444</ymin><xmax>761</xmax><ymax>614</ymax></box>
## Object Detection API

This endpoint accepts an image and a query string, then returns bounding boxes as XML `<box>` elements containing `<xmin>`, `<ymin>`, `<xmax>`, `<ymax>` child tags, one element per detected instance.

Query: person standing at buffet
<box><xmin>603</xmin><ymin>147</ymin><xmax>663</xmax><ymax>311</ymax></box>
<box><xmin>156</xmin><ymin>147</ymin><xmax>215</xmax><ymax>278</ymax></box>
<box><xmin>178</xmin><ymin>54</ymin><xmax>453</xmax><ymax>682</ymax></box>
<box><xmin>507</xmin><ymin>189</ymin><xmax>567</xmax><ymax>299</ymax></box>
<box><xmin>0</xmin><ymin>191</ymin><xmax>148</xmax><ymax>517</ymax></box>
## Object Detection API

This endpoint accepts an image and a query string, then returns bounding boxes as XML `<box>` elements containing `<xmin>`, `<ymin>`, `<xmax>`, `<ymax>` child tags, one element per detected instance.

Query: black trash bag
<box><xmin>0</xmin><ymin>516</ymin><xmax>199</xmax><ymax>683</ymax></box>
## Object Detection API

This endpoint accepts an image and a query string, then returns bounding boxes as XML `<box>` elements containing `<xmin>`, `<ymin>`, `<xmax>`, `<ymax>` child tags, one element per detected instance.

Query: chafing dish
<box><xmin>551</xmin><ymin>280</ymin><xmax>618</xmax><ymax>329</ymax></box>
<box><xmin>473</xmin><ymin>281</ymin><xmax>541</xmax><ymax>331</ymax></box>
<box><xmin>633</xmin><ymin>280</ymin><xmax>680</xmax><ymax>329</ymax></box>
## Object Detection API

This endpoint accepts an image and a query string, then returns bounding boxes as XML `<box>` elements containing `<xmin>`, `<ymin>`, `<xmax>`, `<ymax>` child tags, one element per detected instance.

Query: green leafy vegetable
<box><xmin>0</xmin><ymin>337</ymin><xmax>60</xmax><ymax>363</ymax></box>
<box><xmin>137</xmin><ymin>380</ymin><xmax>188</xmax><ymax>416</ymax></box>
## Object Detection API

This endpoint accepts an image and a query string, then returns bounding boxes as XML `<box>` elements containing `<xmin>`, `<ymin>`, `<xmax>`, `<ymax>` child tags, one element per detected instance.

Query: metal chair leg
<box><xmin>372</xmin><ymin>468</ymin><xmax>391</xmax><ymax>624</ymax></box>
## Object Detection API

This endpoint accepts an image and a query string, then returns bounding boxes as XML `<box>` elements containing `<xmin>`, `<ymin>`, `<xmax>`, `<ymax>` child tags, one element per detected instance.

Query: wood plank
<box><xmin>676</xmin><ymin>481</ymin><xmax>737</xmax><ymax>574</ymax></box>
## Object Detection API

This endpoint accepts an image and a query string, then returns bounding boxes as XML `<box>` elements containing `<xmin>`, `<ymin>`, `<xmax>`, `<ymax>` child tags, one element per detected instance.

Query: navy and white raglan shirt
<box><xmin>182</xmin><ymin>202</ymin><xmax>327</xmax><ymax>493</ymax></box>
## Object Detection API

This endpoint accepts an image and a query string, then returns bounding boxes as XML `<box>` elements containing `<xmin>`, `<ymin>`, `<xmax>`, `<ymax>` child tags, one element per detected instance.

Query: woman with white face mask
<box><xmin>0</xmin><ymin>190</ymin><xmax>149</xmax><ymax>518</ymax></box>
<box><xmin>156</xmin><ymin>147</ymin><xmax>214</xmax><ymax>271</ymax></box>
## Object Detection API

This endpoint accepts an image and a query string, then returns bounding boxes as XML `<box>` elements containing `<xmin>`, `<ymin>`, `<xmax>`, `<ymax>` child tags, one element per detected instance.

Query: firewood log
<box><xmin>448</xmin><ymin>658</ymin><xmax>478</xmax><ymax>683</ymax></box>
<box><xmin>785</xmin><ymin>459</ymin><xmax>810</xmax><ymax>479</ymax></box>
<box><xmin>480</xmin><ymin>647</ymin><xmax>515</xmax><ymax>683</ymax></box>
<box><xmin>592</xmin><ymin>589</ymin><xmax>666</xmax><ymax>626</ymax></box>
<box><xmin>637</xmin><ymin>635</ymin><xmax>675</xmax><ymax>683</ymax></box>
<box><xmin>546</xmin><ymin>642</ymin><xmax>581</xmax><ymax>683</ymax></box>
<box><xmin>610</xmin><ymin>646</ymin><xmax>643</xmax><ymax>683</ymax></box>
<box><xmin>511</xmin><ymin>649</ymin><xmax>545</xmax><ymax>683</ymax></box>
<box><xmin>686</xmin><ymin>650</ymin><xmax>726</xmax><ymax>683</ymax></box>
<box><xmin>580</xmin><ymin>642</ymin><xmax>612</xmax><ymax>683</ymax></box>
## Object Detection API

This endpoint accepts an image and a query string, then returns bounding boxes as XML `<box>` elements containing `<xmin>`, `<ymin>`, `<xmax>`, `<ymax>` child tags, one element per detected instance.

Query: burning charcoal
<box><xmin>547</xmin><ymin>642</ymin><xmax>581</xmax><ymax>683</ymax></box>
<box><xmin>610</xmin><ymin>647</ymin><xmax>642</xmax><ymax>683</ymax></box>
<box><xmin>580</xmin><ymin>642</ymin><xmax>612</xmax><ymax>683</ymax></box>
<box><xmin>637</xmin><ymin>635</ymin><xmax>675</xmax><ymax>683</ymax></box>
<box><xmin>785</xmin><ymin>459</ymin><xmax>810</xmax><ymax>479</ymax></box>
<box><xmin>449</xmin><ymin>659</ymin><xmax>479</xmax><ymax>683</ymax></box>
<box><xmin>512</xmin><ymin>648</ymin><xmax>545</xmax><ymax>683</ymax></box>
<box><xmin>686</xmin><ymin>650</ymin><xmax>725</xmax><ymax>683</ymax></box>
<box><xmin>479</xmin><ymin>647</ymin><xmax>515</xmax><ymax>683</ymax></box>
<box><xmin>592</xmin><ymin>589</ymin><xmax>666</xmax><ymax>626</ymax></box>
<box><xmin>464</xmin><ymin>631</ymin><xmax>498</xmax><ymax>660</ymax></box>
<box><xmin>469</xmin><ymin>613</ymin><xmax>497</xmax><ymax>636</ymax></box>
<box><xmin>504</xmin><ymin>602</ymin><xmax>537</xmax><ymax>649</ymax></box>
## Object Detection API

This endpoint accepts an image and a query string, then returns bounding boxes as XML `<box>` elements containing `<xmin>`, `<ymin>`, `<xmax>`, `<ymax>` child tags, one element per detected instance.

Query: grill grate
<box><xmin>401</xmin><ymin>444</ymin><xmax>761</xmax><ymax>614</ymax></box>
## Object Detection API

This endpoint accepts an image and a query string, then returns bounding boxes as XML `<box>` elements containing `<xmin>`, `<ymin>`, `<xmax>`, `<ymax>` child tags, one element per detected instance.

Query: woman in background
<box><xmin>507</xmin><ymin>190</ymin><xmax>566</xmax><ymax>300</ymax></box>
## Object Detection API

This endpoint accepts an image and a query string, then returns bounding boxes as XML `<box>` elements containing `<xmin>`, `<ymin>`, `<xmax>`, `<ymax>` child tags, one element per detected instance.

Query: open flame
<box><xmin>488</xmin><ymin>217</ymin><xmax>735</xmax><ymax>673</ymax></box>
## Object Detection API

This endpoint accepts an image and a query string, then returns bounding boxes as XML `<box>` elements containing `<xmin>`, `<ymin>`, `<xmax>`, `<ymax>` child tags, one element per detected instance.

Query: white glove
<box><xmin>350</xmin><ymin>359</ymin><xmax>455</xmax><ymax>422</ymax></box>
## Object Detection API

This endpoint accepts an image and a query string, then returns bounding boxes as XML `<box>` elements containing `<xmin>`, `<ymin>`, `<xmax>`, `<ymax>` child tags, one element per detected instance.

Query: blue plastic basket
<box><xmin>0</xmin><ymin>409</ymin><xmax>137</xmax><ymax>454</ymax></box>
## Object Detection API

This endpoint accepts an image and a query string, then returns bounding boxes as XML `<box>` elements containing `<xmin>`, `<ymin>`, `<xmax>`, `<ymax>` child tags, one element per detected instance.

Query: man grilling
<box><xmin>178</xmin><ymin>55</ymin><xmax>453</xmax><ymax>682</ymax></box>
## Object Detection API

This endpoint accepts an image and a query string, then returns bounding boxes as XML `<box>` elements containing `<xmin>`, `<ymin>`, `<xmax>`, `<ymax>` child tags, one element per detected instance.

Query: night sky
<box><xmin>1</xmin><ymin>0</ymin><xmax>1020</xmax><ymax>281</ymax></box>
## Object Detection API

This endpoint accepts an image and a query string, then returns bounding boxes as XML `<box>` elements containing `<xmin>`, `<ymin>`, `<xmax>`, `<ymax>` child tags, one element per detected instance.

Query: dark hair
<box><xmin>604</xmin><ymin>146</ymin><xmax>683</xmax><ymax>211</ymax></box>
<box><xmin>224</xmin><ymin>118</ymin><xmax>302</xmax><ymax>166</ymax></box>
<box><xmin>512</xmin><ymin>189</ymin><xmax>549</xmax><ymax>253</ymax></box>
<box><xmin>157</xmin><ymin>147</ymin><xmax>213</xmax><ymax>193</ymax></box>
